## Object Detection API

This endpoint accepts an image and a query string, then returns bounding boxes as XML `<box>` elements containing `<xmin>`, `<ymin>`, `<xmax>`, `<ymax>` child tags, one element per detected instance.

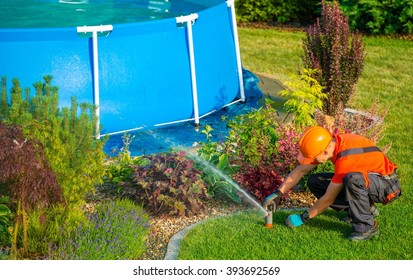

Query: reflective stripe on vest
<box><xmin>336</xmin><ymin>146</ymin><xmax>381</xmax><ymax>160</ymax></box>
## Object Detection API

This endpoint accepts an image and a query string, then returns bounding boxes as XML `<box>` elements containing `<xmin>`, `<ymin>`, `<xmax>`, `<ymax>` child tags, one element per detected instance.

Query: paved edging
<box><xmin>164</xmin><ymin>220</ymin><xmax>206</xmax><ymax>260</ymax></box>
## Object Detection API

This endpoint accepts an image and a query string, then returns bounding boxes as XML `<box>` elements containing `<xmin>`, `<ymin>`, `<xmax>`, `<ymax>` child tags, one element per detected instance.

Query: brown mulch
<box><xmin>139</xmin><ymin>190</ymin><xmax>317</xmax><ymax>260</ymax></box>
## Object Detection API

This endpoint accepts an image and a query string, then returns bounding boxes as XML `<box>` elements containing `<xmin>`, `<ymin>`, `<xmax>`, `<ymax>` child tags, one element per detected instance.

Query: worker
<box><xmin>263</xmin><ymin>126</ymin><xmax>401</xmax><ymax>241</ymax></box>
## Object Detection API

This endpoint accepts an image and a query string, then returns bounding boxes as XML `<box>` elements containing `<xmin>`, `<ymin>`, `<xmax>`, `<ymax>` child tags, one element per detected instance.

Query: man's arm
<box><xmin>278</xmin><ymin>164</ymin><xmax>317</xmax><ymax>194</ymax></box>
<box><xmin>285</xmin><ymin>181</ymin><xmax>344</xmax><ymax>228</ymax></box>
<box><xmin>307</xmin><ymin>182</ymin><xmax>344</xmax><ymax>219</ymax></box>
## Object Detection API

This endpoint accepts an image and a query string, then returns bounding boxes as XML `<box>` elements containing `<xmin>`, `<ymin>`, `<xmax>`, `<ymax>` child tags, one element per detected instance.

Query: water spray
<box><xmin>143</xmin><ymin>129</ymin><xmax>269</xmax><ymax>216</ymax></box>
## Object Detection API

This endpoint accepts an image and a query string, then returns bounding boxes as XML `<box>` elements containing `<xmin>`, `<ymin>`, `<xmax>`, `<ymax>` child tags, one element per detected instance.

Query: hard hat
<box><xmin>298</xmin><ymin>126</ymin><xmax>332</xmax><ymax>164</ymax></box>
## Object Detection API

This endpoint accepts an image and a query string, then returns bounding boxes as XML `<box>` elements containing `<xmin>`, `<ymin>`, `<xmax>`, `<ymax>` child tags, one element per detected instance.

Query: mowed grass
<box><xmin>177</xmin><ymin>28</ymin><xmax>413</xmax><ymax>260</ymax></box>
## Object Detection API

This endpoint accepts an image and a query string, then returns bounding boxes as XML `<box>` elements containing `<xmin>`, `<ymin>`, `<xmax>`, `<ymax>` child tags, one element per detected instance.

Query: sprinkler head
<box><xmin>263</xmin><ymin>201</ymin><xmax>276</xmax><ymax>228</ymax></box>
<box><xmin>265</xmin><ymin>211</ymin><xmax>273</xmax><ymax>229</ymax></box>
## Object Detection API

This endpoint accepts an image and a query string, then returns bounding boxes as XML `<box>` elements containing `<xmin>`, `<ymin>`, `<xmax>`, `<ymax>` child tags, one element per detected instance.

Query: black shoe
<box><xmin>341</xmin><ymin>205</ymin><xmax>380</xmax><ymax>224</ymax></box>
<box><xmin>348</xmin><ymin>221</ymin><xmax>379</xmax><ymax>241</ymax></box>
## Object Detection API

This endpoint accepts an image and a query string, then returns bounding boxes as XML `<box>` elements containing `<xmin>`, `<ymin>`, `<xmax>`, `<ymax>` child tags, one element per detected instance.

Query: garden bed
<box><xmin>140</xmin><ymin>189</ymin><xmax>316</xmax><ymax>260</ymax></box>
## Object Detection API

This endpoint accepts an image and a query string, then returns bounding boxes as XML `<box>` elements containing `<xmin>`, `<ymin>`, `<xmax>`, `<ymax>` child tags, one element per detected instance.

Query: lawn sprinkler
<box><xmin>264</xmin><ymin>202</ymin><xmax>277</xmax><ymax>229</ymax></box>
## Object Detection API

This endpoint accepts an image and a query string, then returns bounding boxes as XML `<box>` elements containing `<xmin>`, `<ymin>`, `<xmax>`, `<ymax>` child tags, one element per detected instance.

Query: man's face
<box><xmin>313</xmin><ymin>150</ymin><xmax>330</xmax><ymax>164</ymax></box>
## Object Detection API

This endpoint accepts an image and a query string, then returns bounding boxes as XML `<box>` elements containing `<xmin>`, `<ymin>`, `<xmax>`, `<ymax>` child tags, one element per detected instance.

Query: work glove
<box><xmin>285</xmin><ymin>210</ymin><xmax>310</xmax><ymax>228</ymax></box>
<box><xmin>263</xmin><ymin>190</ymin><xmax>282</xmax><ymax>210</ymax></box>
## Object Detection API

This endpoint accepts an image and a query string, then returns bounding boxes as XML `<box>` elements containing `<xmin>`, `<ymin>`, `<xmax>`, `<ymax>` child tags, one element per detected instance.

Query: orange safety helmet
<box><xmin>298</xmin><ymin>126</ymin><xmax>332</xmax><ymax>165</ymax></box>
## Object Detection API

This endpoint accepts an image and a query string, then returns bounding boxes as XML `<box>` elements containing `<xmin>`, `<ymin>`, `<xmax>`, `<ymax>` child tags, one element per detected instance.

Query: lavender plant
<box><xmin>302</xmin><ymin>0</ymin><xmax>365</xmax><ymax>115</ymax></box>
<box><xmin>50</xmin><ymin>199</ymin><xmax>149</xmax><ymax>260</ymax></box>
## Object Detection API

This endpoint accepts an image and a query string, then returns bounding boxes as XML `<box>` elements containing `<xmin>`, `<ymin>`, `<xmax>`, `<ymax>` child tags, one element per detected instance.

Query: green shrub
<box><xmin>0</xmin><ymin>196</ymin><xmax>12</xmax><ymax>246</ymax></box>
<box><xmin>302</xmin><ymin>0</ymin><xmax>365</xmax><ymax>115</ymax></box>
<box><xmin>50</xmin><ymin>199</ymin><xmax>149</xmax><ymax>260</ymax></box>
<box><xmin>340</xmin><ymin>0</ymin><xmax>413</xmax><ymax>35</ymax></box>
<box><xmin>236</xmin><ymin>0</ymin><xmax>321</xmax><ymax>25</ymax></box>
<box><xmin>216</xmin><ymin>101</ymin><xmax>300</xmax><ymax>201</ymax></box>
<box><xmin>27</xmin><ymin>205</ymin><xmax>87</xmax><ymax>257</ymax></box>
<box><xmin>278</xmin><ymin>68</ymin><xmax>326</xmax><ymax>128</ymax></box>
<box><xmin>103</xmin><ymin>133</ymin><xmax>148</xmax><ymax>188</ymax></box>
<box><xmin>1</xmin><ymin>76</ymin><xmax>107</xmax><ymax>205</ymax></box>
<box><xmin>226</xmin><ymin>100</ymin><xmax>281</xmax><ymax>167</ymax></box>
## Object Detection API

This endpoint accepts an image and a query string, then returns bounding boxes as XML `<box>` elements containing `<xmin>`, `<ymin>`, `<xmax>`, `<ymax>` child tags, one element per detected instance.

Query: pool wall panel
<box><xmin>0</xmin><ymin>1</ymin><xmax>242</xmax><ymax>135</ymax></box>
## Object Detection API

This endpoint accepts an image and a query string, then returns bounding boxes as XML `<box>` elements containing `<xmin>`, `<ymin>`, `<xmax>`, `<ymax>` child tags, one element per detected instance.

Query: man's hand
<box><xmin>263</xmin><ymin>190</ymin><xmax>282</xmax><ymax>209</ymax></box>
<box><xmin>285</xmin><ymin>210</ymin><xmax>310</xmax><ymax>228</ymax></box>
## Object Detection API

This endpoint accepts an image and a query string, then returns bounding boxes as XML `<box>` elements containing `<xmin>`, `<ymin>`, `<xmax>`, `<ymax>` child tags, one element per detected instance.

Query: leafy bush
<box><xmin>103</xmin><ymin>133</ymin><xmax>149</xmax><ymax>188</ymax></box>
<box><xmin>203</xmin><ymin>101</ymin><xmax>299</xmax><ymax>202</ymax></box>
<box><xmin>50</xmin><ymin>199</ymin><xmax>149</xmax><ymax>260</ymax></box>
<box><xmin>132</xmin><ymin>151</ymin><xmax>209</xmax><ymax>217</ymax></box>
<box><xmin>340</xmin><ymin>0</ymin><xmax>413</xmax><ymax>35</ymax></box>
<box><xmin>233</xmin><ymin>123</ymin><xmax>300</xmax><ymax>202</ymax></box>
<box><xmin>27</xmin><ymin>204</ymin><xmax>87</xmax><ymax>257</ymax></box>
<box><xmin>0</xmin><ymin>121</ymin><xmax>63</xmax><ymax>257</ymax></box>
<box><xmin>302</xmin><ymin>0</ymin><xmax>365</xmax><ymax>115</ymax></box>
<box><xmin>235</xmin><ymin>0</ymin><xmax>321</xmax><ymax>25</ymax></box>
<box><xmin>278</xmin><ymin>68</ymin><xmax>326</xmax><ymax>128</ymax></box>
<box><xmin>226</xmin><ymin>100</ymin><xmax>281</xmax><ymax>167</ymax></box>
<box><xmin>0</xmin><ymin>196</ymin><xmax>12</xmax><ymax>246</ymax></box>
<box><xmin>1</xmin><ymin>76</ymin><xmax>107</xmax><ymax>205</ymax></box>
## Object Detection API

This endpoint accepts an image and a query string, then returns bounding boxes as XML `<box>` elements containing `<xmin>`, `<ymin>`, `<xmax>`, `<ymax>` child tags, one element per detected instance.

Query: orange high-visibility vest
<box><xmin>330</xmin><ymin>134</ymin><xmax>397</xmax><ymax>187</ymax></box>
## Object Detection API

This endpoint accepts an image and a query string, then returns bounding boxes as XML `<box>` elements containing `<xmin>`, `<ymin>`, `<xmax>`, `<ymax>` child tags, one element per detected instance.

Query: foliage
<box><xmin>0</xmin><ymin>196</ymin><xmax>12</xmax><ymax>246</ymax></box>
<box><xmin>302</xmin><ymin>0</ymin><xmax>365</xmax><ymax>115</ymax></box>
<box><xmin>50</xmin><ymin>199</ymin><xmax>149</xmax><ymax>260</ymax></box>
<box><xmin>278</xmin><ymin>68</ymin><xmax>326</xmax><ymax>128</ymax></box>
<box><xmin>314</xmin><ymin>99</ymin><xmax>390</xmax><ymax>152</ymax></box>
<box><xmin>1</xmin><ymin>77</ymin><xmax>7</xmax><ymax>118</ymax></box>
<box><xmin>226</xmin><ymin>100</ymin><xmax>280</xmax><ymax>167</ymax></box>
<box><xmin>1</xmin><ymin>76</ymin><xmax>107</xmax><ymax>205</ymax></box>
<box><xmin>0</xmin><ymin>121</ymin><xmax>63</xmax><ymax>257</ymax></box>
<box><xmin>104</xmin><ymin>133</ymin><xmax>148</xmax><ymax>187</ymax></box>
<box><xmin>198</xmin><ymin>101</ymin><xmax>299</xmax><ymax>202</ymax></box>
<box><xmin>235</xmin><ymin>0</ymin><xmax>321</xmax><ymax>25</ymax></box>
<box><xmin>340</xmin><ymin>0</ymin><xmax>413</xmax><ymax>35</ymax></box>
<box><xmin>197</xmin><ymin>125</ymin><xmax>241</xmax><ymax>203</ymax></box>
<box><xmin>233</xmin><ymin>123</ymin><xmax>300</xmax><ymax>202</ymax></box>
<box><xmin>27</xmin><ymin>204</ymin><xmax>87</xmax><ymax>257</ymax></box>
<box><xmin>132</xmin><ymin>151</ymin><xmax>209</xmax><ymax>217</ymax></box>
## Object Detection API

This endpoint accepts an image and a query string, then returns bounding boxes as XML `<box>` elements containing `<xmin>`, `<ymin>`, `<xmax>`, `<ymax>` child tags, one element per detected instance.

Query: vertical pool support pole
<box><xmin>176</xmin><ymin>14</ymin><xmax>200</xmax><ymax>127</ymax></box>
<box><xmin>227</xmin><ymin>0</ymin><xmax>245</xmax><ymax>102</ymax></box>
<box><xmin>77</xmin><ymin>24</ymin><xmax>113</xmax><ymax>139</ymax></box>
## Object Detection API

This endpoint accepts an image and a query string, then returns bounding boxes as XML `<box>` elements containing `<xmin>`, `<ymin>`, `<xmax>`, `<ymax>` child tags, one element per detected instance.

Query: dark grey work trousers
<box><xmin>307</xmin><ymin>171</ymin><xmax>401</xmax><ymax>233</ymax></box>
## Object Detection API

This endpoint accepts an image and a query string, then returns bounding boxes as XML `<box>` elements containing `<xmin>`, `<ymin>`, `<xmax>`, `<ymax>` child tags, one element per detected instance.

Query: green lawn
<box><xmin>177</xmin><ymin>27</ymin><xmax>413</xmax><ymax>260</ymax></box>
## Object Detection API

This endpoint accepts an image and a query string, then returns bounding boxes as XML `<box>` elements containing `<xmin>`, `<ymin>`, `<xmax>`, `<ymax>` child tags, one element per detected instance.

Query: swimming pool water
<box><xmin>0</xmin><ymin>0</ymin><xmax>221</xmax><ymax>28</ymax></box>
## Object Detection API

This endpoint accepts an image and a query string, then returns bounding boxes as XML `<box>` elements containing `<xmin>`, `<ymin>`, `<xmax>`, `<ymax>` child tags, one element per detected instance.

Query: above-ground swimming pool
<box><xmin>0</xmin><ymin>0</ymin><xmax>245</xmax><ymax>136</ymax></box>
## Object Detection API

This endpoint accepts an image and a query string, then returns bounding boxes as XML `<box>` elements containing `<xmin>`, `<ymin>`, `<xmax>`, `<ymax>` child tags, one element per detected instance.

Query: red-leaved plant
<box><xmin>0</xmin><ymin>122</ymin><xmax>62</xmax><ymax>257</ymax></box>
<box><xmin>131</xmin><ymin>151</ymin><xmax>209</xmax><ymax>217</ymax></box>
<box><xmin>233</xmin><ymin>124</ymin><xmax>300</xmax><ymax>202</ymax></box>
<box><xmin>302</xmin><ymin>0</ymin><xmax>365</xmax><ymax>115</ymax></box>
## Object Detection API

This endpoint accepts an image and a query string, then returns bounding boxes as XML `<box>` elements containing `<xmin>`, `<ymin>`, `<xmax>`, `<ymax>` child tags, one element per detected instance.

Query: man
<box><xmin>263</xmin><ymin>126</ymin><xmax>401</xmax><ymax>241</ymax></box>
